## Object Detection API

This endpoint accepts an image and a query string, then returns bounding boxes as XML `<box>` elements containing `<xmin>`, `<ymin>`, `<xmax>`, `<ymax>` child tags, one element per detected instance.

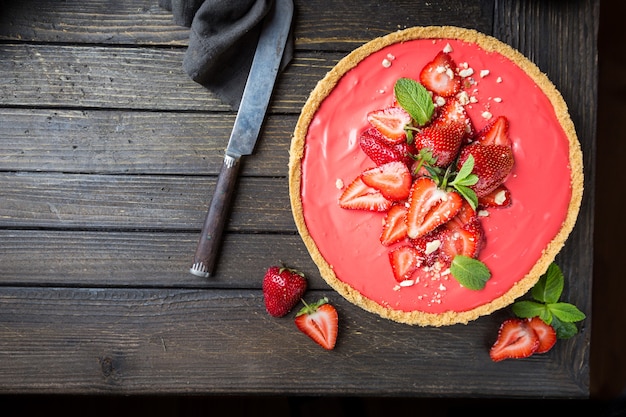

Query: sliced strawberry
<box><xmin>449</xmin><ymin>200</ymin><xmax>478</xmax><ymax>227</ymax></box>
<box><xmin>405</xmin><ymin>177</ymin><xmax>463</xmax><ymax>239</ymax></box>
<box><xmin>489</xmin><ymin>318</ymin><xmax>539</xmax><ymax>362</ymax></box>
<box><xmin>476</xmin><ymin>115</ymin><xmax>511</xmax><ymax>147</ymax></box>
<box><xmin>361</xmin><ymin>161</ymin><xmax>412</xmax><ymax>201</ymax></box>
<box><xmin>419</xmin><ymin>51</ymin><xmax>461</xmax><ymax>97</ymax></box>
<box><xmin>367</xmin><ymin>106</ymin><xmax>412</xmax><ymax>143</ymax></box>
<box><xmin>478</xmin><ymin>184</ymin><xmax>512</xmax><ymax>209</ymax></box>
<box><xmin>380</xmin><ymin>204</ymin><xmax>408</xmax><ymax>246</ymax></box>
<box><xmin>431</xmin><ymin>97</ymin><xmax>475</xmax><ymax>142</ymax></box>
<box><xmin>413</xmin><ymin>122</ymin><xmax>465</xmax><ymax>167</ymax></box>
<box><xmin>389</xmin><ymin>245</ymin><xmax>422</xmax><ymax>282</ymax></box>
<box><xmin>339</xmin><ymin>176</ymin><xmax>393</xmax><ymax>212</ymax></box>
<box><xmin>295</xmin><ymin>298</ymin><xmax>338</xmax><ymax>350</ymax></box>
<box><xmin>527</xmin><ymin>317</ymin><xmax>557</xmax><ymax>354</ymax></box>
<box><xmin>439</xmin><ymin>220</ymin><xmax>483</xmax><ymax>265</ymax></box>
<box><xmin>410</xmin><ymin>227</ymin><xmax>446</xmax><ymax>267</ymax></box>
<box><xmin>457</xmin><ymin>142</ymin><xmax>514</xmax><ymax>197</ymax></box>
<box><xmin>359</xmin><ymin>127</ymin><xmax>414</xmax><ymax>166</ymax></box>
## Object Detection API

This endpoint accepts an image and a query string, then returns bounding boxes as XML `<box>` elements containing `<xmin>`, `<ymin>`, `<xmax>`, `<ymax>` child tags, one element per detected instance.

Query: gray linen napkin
<box><xmin>159</xmin><ymin>0</ymin><xmax>293</xmax><ymax>109</ymax></box>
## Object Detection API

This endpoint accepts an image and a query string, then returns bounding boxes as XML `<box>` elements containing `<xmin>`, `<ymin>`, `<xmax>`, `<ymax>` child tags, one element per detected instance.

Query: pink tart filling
<box><xmin>300</xmin><ymin>38</ymin><xmax>573</xmax><ymax>314</ymax></box>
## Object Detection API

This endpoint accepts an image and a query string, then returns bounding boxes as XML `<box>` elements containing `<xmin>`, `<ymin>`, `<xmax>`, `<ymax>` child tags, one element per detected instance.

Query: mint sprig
<box><xmin>448</xmin><ymin>155</ymin><xmax>479</xmax><ymax>210</ymax></box>
<box><xmin>511</xmin><ymin>262</ymin><xmax>586</xmax><ymax>339</ymax></box>
<box><xmin>450</xmin><ymin>255</ymin><xmax>491</xmax><ymax>290</ymax></box>
<box><xmin>394</xmin><ymin>78</ymin><xmax>434</xmax><ymax>127</ymax></box>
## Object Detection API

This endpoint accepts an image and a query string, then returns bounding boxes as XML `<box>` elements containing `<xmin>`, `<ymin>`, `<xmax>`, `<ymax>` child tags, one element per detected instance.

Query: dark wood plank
<box><xmin>0</xmin><ymin>44</ymin><xmax>228</xmax><ymax>111</ymax></box>
<box><xmin>0</xmin><ymin>44</ymin><xmax>341</xmax><ymax>112</ymax></box>
<box><xmin>0</xmin><ymin>0</ymin><xmax>494</xmax><ymax>49</ymax></box>
<box><xmin>0</xmin><ymin>173</ymin><xmax>294</xmax><ymax>231</ymax></box>
<box><xmin>0</xmin><ymin>0</ymin><xmax>190</xmax><ymax>45</ymax></box>
<box><xmin>493</xmin><ymin>0</ymin><xmax>599</xmax><ymax>397</ymax></box>
<box><xmin>0</xmin><ymin>230</ymin><xmax>327</xmax><ymax>289</ymax></box>
<box><xmin>0</xmin><ymin>286</ymin><xmax>587</xmax><ymax>397</ymax></box>
<box><xmin>0</xmin><ymin>109</ymin><xmax>296</xmax><ymax>176</ymax></box>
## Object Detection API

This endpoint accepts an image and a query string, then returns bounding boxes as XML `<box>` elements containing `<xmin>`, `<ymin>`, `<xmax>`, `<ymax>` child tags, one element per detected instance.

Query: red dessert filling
<box><xmin>299</xmin><ymin>38</ymin><xmax>573</xmax><ymax>314</ymax></box>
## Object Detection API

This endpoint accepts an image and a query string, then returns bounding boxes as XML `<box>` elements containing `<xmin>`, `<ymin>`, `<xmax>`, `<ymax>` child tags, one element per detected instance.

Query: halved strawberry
<box><xmin>489</xmin><ymin>318</ymin><xmax>540</xmax><ymax>362</ymax></box>
<box><xmin>361</xmin><ymin>161</ymin><xmax>412</xmax><ymax>201</ymax></box>
<box><xmin>431</xmin><ymin>97</ymin><xmax>475</xmax><ymax>142</ymax></box>
<box><xmin>405</xmin><ymin>177</ymin><xmax>463</xmax><ymax>239</ymax></box>
<box><xmin>476</xmin><ymin>115</ymin><xmax>511</xmax><ymax>147</ymax></box>
<box><xmin>527</xmin><ymin>317</ymin><xmax>557</xmax><ymax>354</ymax></box>
<box><xmin>439</xmin><ymin>220</ymin><xmax>484</xmax><ymax>265</ymax></box>
<box><xmin>413</xmin><ymin>122</ymin><xmax>465</xmax><ymax>167</ymax></box>
<box><xmin>449</xmin><ymin>200</ymin><xmax>478</xmax><ymax>227</ymax></box>
<box><xmin>410</xmin><ymin>227</ymin><xmax>446</xmax><ymax>267</ymax></box>
<box><xmin>367</xmin><ymin>106</ymin><xmax>412</xmax><ymax>143</ymax></box>
<box><xmin>419</xmin><ymin>51</ymin><xmax>461</xmax><ymax>97</ymax></box>
<box><xmin>359</xmin><ymin>127</ymin><xmax>414</xmax><ymax>166</ymax></box>
<box><xmin>457</xmin><ymin>142</ymin><xmax>514</xmax><ymax>198</ymax></box>
<box><xmin>380</xmin><ymin>204</ymin><xmax>408</xmax><ymax>246</ymax></box>
<box><xmin>339</xmin><ymin>176</ymin><xmax>392</xmax><ymax>212</ymax></box>
<box><xmin>389</xmin><ymin>245</ymin><xmax>422</xmax><ymax>282</ymax></box>
<box><xmin>478</xmin><ymin>184</ymin><xmax>512</xmax><ymax>209</ymax></box>
<box><xmin>295</xmin><ymin>298</ymin><xmax>338</xmax><ymax>350</ymax></box>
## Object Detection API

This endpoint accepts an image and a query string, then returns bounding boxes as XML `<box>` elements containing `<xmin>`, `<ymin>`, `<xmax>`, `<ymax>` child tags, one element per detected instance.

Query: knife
<box><xmin>190</xmin><ymin>0</ymin><xmax>294</xmax><ymax>277</ymax></box>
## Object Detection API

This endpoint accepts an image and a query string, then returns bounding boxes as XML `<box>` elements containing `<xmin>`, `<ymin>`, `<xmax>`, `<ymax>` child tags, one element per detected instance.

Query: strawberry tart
<box><xmin>289</xmin><ymin>26</ymin><xmax>583</xmax><ymax>326</ymax></box>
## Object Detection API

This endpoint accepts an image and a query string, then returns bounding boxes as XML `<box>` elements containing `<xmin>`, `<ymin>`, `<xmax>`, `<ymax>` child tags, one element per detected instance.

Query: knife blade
<box><xmin>190</xmin><ymin>0</ymin><xmax>293</xmax><ymax>277</ymax></box>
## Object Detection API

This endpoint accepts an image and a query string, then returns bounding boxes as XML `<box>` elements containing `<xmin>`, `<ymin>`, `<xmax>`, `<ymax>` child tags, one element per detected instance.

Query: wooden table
<box><xmin>0</xmin><ymin>0</ymin><xmax>597</xmax><ymax>398</ymax></box>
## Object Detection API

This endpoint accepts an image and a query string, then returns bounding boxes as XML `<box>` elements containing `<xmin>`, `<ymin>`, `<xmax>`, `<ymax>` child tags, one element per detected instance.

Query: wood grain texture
<box><xmin>0</xmin><ymin>0</ymin><xmax>597</xmax><ymax>398</ymax></box>
<box><xmin>0</xmin><ymin>287</ymin><xmax>586</xmax><ymax>397</ymax></box>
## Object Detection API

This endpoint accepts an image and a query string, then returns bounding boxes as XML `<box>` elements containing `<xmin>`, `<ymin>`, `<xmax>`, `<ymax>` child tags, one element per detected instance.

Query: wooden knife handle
<box><xmin>190</xmin><ymin>154</ymin><xmax>241</xmax><ymax>277</ymax></box>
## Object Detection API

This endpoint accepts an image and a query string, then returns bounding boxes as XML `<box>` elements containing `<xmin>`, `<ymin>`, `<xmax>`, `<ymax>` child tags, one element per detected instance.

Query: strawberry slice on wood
<box><xmin>405</xmin><ymin>177</ymin><xmax>463</xmax><ymax>239</ymax></box>
<box><xmin>419</xmin><ymin>51</ymin><xmax>461</xmax><ymax>97</ymax></box>
<box><xmin>295</xmin><ymin>298</ymin><xmax>338</xmax><ymax>350</ymax></box>
<box><xmin>361</xmin><ymin>161</ymin><xmax>412</xmax><ymax>201</ymax></box>
<box><xmin>339</xmin><ymin>176</ymin><xmax>393</xmax><ymax>212</ymax></box>
<box><xmin>489</xmin><ymin>318</ymin><xmax>540</xmax><ymax>362</ymax></box>
<box><xmin>527</xmin><ymin>317</ymin><xmax>557</xmax><ymax>354</ymax></box>
<box><xmin>389</xmin><ymin>245</ymin><xmax>422</xmax><ymax>283</ymax></box>
<box><xmin>367</xmin><ymin>106</ymin><xmax>412</xmax><ymax>143</ymax></box>
<box><xmin>380</xmin><ymin>204</ymin><xmax>409</xmax><ymax>246</ymax></box>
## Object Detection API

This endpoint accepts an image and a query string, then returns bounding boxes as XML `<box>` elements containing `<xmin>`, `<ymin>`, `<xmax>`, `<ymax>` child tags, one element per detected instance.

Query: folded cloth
<box><xmin>159</xmin><ymin>0</ymin><xmax>293</xmax><ymax>109</ymax></box>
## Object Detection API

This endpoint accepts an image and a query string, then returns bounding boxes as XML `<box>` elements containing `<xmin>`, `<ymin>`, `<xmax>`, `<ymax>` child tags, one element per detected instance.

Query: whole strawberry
<box><xmin>262</xmin><ymin>266</ymin><xmax>307</xmax><ymax>317</ymax></box>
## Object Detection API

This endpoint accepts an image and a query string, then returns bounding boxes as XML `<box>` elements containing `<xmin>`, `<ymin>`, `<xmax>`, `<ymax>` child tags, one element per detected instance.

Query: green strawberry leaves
<box><xmin>511</xmin><ymin>262</ymin><xmax>586</xmax><ymax>339</ymax></box>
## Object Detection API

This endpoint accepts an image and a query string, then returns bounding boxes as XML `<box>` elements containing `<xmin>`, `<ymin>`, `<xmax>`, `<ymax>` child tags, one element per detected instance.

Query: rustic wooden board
<box><xmin>0</xmin><ymin>287</ymin><xmax>587</xmax><ymax>397</ymax></box>
<box><xmin>0</xmin><ymin>0</ymin><xmax>494</xmax><ymax>48</ymax></box>
<box><xmin>0</xmin><ymin>109</ymin><xmax>296</xmax><ymax>175</ymax></box>
<box><xmin>0</xmin><ymin>230</ymin><xmax>325</xmax><ymax>288</ymax></box>
<box><xmin>0</xmin><ymin>173</ymin><xmax>294</xmax><ymax>231</ymax></box>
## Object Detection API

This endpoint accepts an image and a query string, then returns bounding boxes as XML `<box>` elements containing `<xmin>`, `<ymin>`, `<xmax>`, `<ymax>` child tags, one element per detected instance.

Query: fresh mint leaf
<box><xmin>512</xmin><ymin>262</ymin><xmax>585</xmax><ymax>339</ymax></box>
<box><xmin>547</xmin><ymin>302</ymin><xmax>586</xmax><ymax>323</ymax></box>
<box><xmin>531</xmin><ymin>262</ymin><xmax>564</xmax><ymax>303</ymax></box>
<box><xmin>450</xmin><ymin>255</ymin><xmax>491</xmax><ymax>290</ymax></box>
<box><xmin>550</xmin><ymin>316</ymin><xmax>579</xmax><ymax>339</ymax></box>
<box><xmin>453</xmin><ymin>184</ymin><xmax>478</xmax><ymax>211</ymax></box>
<box><xmin>453</xmin><ymin>154</ymin><xmax>475</xmax><ymax>182</ymax></box>
<box><xmin>449</xmin><ymin>155</ymin><xmax>478</xmax><ymax>209</ymax></box>
<box><xmin>511</xmin><ymin>300</ymin><xmax>549</xmax><ymax>320</ymax></box>
<box><xmin>394</xmin><ymin>78</ymin><xmax>434</xmax><ymax>126</ymax></box>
